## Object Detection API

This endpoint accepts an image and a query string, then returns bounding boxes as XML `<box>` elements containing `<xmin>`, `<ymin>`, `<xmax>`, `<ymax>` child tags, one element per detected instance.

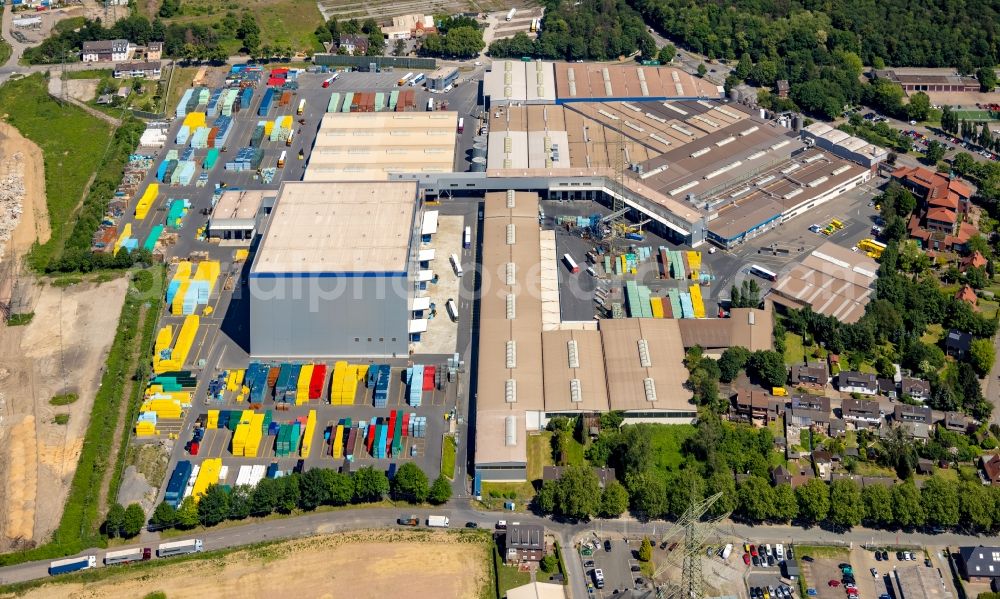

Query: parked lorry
<box><xmin>397</xmin><ymin>514</ymin><xmax>419</xmax><ymax>526</ymax></box>
<box><xmin>49</xmin><ymin>555</ymin><xmax>97</xmax><ymax>575</ymax></box>
<box><xmin>721</xmin><ymin>544</ymin><xmax>733</xmax><ymax>560</ymax></box>
<box><xmin>157</xmin><ymin>539</ymin><xmax>203</xmax><ymax>558</ymax></box>
<box><xmin>104</xmin><ymin>547</ymin><xmax>152</xmax><ymax>566</ymax></box>
<box><xmin>506</xmin><ymin>8</ymin><xmax>516</xmax><ymax>20</ymax></box>
<box><xmin>427</xmin><ymin>515</ymin><xmax>450</xmax><ymax>528</ymax></box>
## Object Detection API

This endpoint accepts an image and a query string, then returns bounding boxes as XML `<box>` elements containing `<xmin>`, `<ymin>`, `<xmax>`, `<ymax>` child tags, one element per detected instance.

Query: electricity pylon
<box><xmin>653</xmin><ymin>491</ymin><xmax>730</xmax><ymax>599</ymax></box>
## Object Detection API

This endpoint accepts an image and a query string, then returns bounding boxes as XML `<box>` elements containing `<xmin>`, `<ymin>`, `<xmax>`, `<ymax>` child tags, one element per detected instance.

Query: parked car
<box><xmin>807</xmin><ymin>589</ymin><xmax>817</xmax><ymax>596</ymax></box>
<box><xmin>584</xmin><ymin>560</ymin><xmax>595</xmax><ymax>568</ymax></box>
<box><xmin>753</xmin><ymin>556</ymin><xmax>761</xmax><ymax>567</ymax></box>
<box><xmin>632</xmin><ymin>565</ymin><xmax>642</xmax><ymax>572</ymax></box>
<box><xmin>829</xmin><ymin>581</ymin><xmax>841</xmax><ymax>588</ymax></box>
<box><xmin>802</xmin><ymin>556</ymin><xmax>814</xmax><ymax>562</ymax></box>
<box><xmin>925</xmin><ymin>559</ymin><xmax>932</xmax><ymax>567</ymax></box>
<box><xmin>604</xmin><ymin>540</ymin><xmax>612</xmax><ymax>552</ymax></box>
<box><xmin>870</xmin><ymin>568</ymin><xmax>878</xmax><ymax>577</ymax></box>
<box><xmin>896</xmin><ymin>551</ymin><xmax>904</xmax><ymax>560</ymax></box>
<box><xmin>880</xmin><ymin>551</ymin><xmax>889</xmax><ymax>561</ymax></box>
<box><xmin>744</xmin><ymin>554</ymin><xmax>751</xmax><ymax>565</ymax></box>
<box><xmin>750</xmin><ymin>545</ymin><xmax>758</xmax><ymax>557</ymax></box>
<box><xmin>768</xmin><ymin>556</ymin><xmax>776</xmax><ymax>567</ymax></box>
<box><xmin>874</xmin><ymin>552</ymin><xmax>882</xmax><ymax>561</ymax></box>
<box><xmin>465</xmin><ymin>522</ymin><xmax>478</xmax><ymax>529</ymax></box>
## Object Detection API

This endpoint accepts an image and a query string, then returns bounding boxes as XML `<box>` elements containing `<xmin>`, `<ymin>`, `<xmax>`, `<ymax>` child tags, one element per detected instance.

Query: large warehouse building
<box><xmin>304</xmin><ymin>112</ymin><xmax>459</xmax><ymax>181</ymax></box>
<box><xmin>249</xmin><ymin>181</ymin><xmax>422</xmax><ymax>358</ymax></box>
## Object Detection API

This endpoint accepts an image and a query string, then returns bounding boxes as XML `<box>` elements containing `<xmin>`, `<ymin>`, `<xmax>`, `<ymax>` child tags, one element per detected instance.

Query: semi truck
<box><xmin>157</xmin><ymin>539</ymin><xmax>203</xmax><ymax>558</ymax></box>
<box><xmin>427</xmin><ymin>515</ymin><xmax>450</xmax><ymax>528</ymax></box>
<box><xmin>297</xmin><ymin>99</ymin><xmax>306</xmax><ymax>115</ymax></box>
<box><xmin>104</xmin><ymin>547</ymin><xmax>152</xmax><ymax>566</ymax></box>
<box><xmin>506</xmin><ymin>8</ymin><xmax>516</xmax><ymax>20</ymax></box>
<box><xmin>49</xmin><ymin>555</ymin><xmax>97</xmax><ymax>575</ymax></box>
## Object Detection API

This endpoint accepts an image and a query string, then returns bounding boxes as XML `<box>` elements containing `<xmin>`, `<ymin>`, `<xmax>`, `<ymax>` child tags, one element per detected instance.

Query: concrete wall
<box><xmin>250</xmin><ymin>272</ymin><xmax>410</xmax><ymax>358</ymax></box>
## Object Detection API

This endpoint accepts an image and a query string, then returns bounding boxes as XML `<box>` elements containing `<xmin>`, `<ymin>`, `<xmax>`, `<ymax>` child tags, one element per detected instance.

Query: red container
<box><xmin>423</xmin><ymin>366</ymin><xmax>435</xmax><ymax>391</ymax></box>
<box><xmin>387</xmin><ymin>410</ymin><xmax>397</xmax><ymax>445</ymax></box>
<box><xmin>402</xmin><ymin>412</ymin><xmax>410</xmax><ymax>437</ymax></box>
<box><xmin>189</xmin><ymin>441</ymin><xmax>199</xmax><ymax>455</ymax></box>
<box><xmin>271</xmin><ymin>67</ymin><xmax>289</xmax><ymax>75</ymax></box>
<box><xmin>309</xmin><ymin>364</ymin><xmax>327</xmax><ymax>399</ymax></box>
<box><xmin>267</xmin><ymin>77</ymin><xmax>284</xmax><ymax>87</ymax></box>
<box><xmin>659</xmin><ymin>249</ymin><xmax>669</xmax><ymax>278</ymax></box>
<box><xmin>366</xmin><ymin>423</ymin><xmax>375</xmax><ymax>453</ymax></box>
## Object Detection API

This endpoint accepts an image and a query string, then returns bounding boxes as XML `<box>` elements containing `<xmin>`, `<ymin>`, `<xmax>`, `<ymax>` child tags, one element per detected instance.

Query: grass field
<box><xmin>527</xmin><ymin>432</ymin><xmax>554</xmax><ymax>481</ymax></box>
<box><xmin>954</xmin><ymin>110</ymin><xmax>998</xmax><ymax>121</ymax></box>
<box><xmin>644</xmin><ymin>423</ymin><xmax>696</xmax><ymax>471</ymax></box>
<box><xmin>479</xmin><ymin>481</ymin><xmax>536</xmax><ymax>512</ymax></box>
<box><xmin>921</xmin><ymin>323</ymin><xmax>944</xmax><ymax>344</ymax></box>
<box><xmin>784</xmin><ymin>332</ymin><xmax>827</xmax><ymax>365</ymax></box>
<box><xmin>137</xmin><ymin>0</ymin><xmax>324</xmax><ymax>54</ymax></box>
<box><xmin>441</xmin><ymin>434</ymin><xmax>457</xmax><ymax>480</ymax></box>
<box><xmin>0</xmin><ymin>74</ymin><xmax>112</xmax><ymax>269</ymax></box>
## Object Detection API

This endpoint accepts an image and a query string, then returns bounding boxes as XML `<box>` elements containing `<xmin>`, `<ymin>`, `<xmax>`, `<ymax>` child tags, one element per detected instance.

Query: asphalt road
<box><xmin>1</xmin><ymin>504</ymin><xmax>993</xmax><ymax>596</ymax></box>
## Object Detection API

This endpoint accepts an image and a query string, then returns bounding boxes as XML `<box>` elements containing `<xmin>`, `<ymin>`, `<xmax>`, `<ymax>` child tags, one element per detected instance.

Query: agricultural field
<box><xmin>316</xmin><ymin>0</ymin><xmax>535</xmax><ymax>23</ymax></box>
<box><xmin>3</xmin><ymin>530</ymin><xmax>492</xmax><ymax>599</ymax></box>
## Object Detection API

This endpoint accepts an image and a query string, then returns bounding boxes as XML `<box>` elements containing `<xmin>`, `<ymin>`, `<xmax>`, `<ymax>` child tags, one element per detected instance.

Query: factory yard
<box><xmin>7</xmin><ymin>530</ymin><xmax>491</xmax><ymax>599</ymax></box>
<box><xmin>0</xmin><ymin>122</ymin><xmax>48</xmax><ymax>264</ymax></box>
<box><xmin>0</xmin><ymin>277</ymin><xmax>129</xmax><ymax>549</ymax></box>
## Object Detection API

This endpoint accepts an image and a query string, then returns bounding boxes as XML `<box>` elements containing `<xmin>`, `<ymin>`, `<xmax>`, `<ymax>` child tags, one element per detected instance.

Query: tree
<box><xmin>748</xmin><ymin>350</ymin><xmax>787</xmax><ymax>388</ymax></box>
<box><xmin>696</xmin><ymin>63</ymin><xmax>707</xmax><ymax>77</ymax></box>
<box><xmin>535</xmin><ymin>480</ymin><xmax>558</xmax><ymax>513</ymax></box>
<box><xmin>959</xmin><ymin>481</ymin><xmax>994</xmax><ymax>531</ymax></box>
<box><xmin>353</xmin><ymin>466</ymin><xmax>389</xmax><ymax>503</ymax></box>
<box><xmin>828</xmin><ymin>479</ymin><xmax>864</xmax><ymax>528</ymax></box>
<box><xmin>392</xmin><ymin>463</ymin><xmax>430</xmax><ymax>503</ymax></box>
<box><xmin>718</xmin><ymin>346</ymin><xmax>751</xmax><ymax>383</ymax></box>
<box><xmin>658</xmin><ymin>44</ymin><xmax>675</xmax><ymax>63</ymax></box>
<box><xmin>394</xmin><ymin>39</ymin><xmax>406</xmax><ymax>56</ymax></box>
<box><xmin>105</xmin><ymin>502</ymin><xmax>126</xmax><ymax>538</ymax></box>
<box><xmin>861</xmin><ymin>484</ymin><xmax>893</xmax><ymax>526</ymax></box>
<box><xmin>600</xmin><ymin>479</ymin><xmax>630</xmax><ymax>518</ymax></box>
<box><xmin>953</xmin><ymin>152</ymin><xmax>976</xmax><ymax>175</ymax></box>
<box><xmin>229</xmin><ymin>485</ymin><xmax>253</xmax><ymax>520</ymax></box>
<box><xmin>626</xmin><ymin>470</ymin><xmax>666</xmax><ymax>520</ymax></box>
<box><xmin>969</xmin><ymin>338</ymin><xmax>995</xmax><ymax>377</ymax></box>
<box><xmin>706</xmin><ymin>471</ymin><xmax>739</xmax><ymax>518</ymax></box>
<box><xmin>552</xmin><ymin>464</ymin><xmax>601</xmax><ymax>520</ymax></box>
<box><xmin>251</xmin><ymin>477</ymin><xmax>280</xmax><ymax>515</ymax></box>
<box><xmin>795</xmin><ymin>478</ymin><xmax>830</xmax><ymax>525</ymax></box>
<box><xmin>921</xmin><ymin>475</ymin><xmax>960</xmax><ymax>527</ymax></box>
<box><xmin>197</xmin><ymin>484</ymin><xmax>230</xmax><ymax>527</ymax></box>
<box><xmin>429</xmin><ymin>476</ymin><xmax>452</xmax><ymax>505</ymax></box>
<box><xmin>277</xmin><ymin>474</ymin><xmax>300</xmax><ymax>513</ymax></box>
<box><xmin>158</xmin><ymin>0</ymin><xmax>180</xmax><ymax>18</ymax></box>
<box><xmin>892</xmin><ymin>481</ymin><xmax>925</xmax><ymax>528</ymax></box>
<box><xmin>176</xmin><ymin>496</ymin><xmax>200</xmax><ymax>529</ymax></box>
<box><xmin>906</xmin><ymin>92</ymin><xmax>931</xmax><ymax>122</ymax></box>
<box><xmin>150</xmin><ymin>502</ymin><xmax>178</xmax><ymax>530</ymax></box>
<box><xmin>772</xmin><ymin>483</ymin><xmax>799</xmax><ymax>523</ymax></box>
<box><xmin>540</xmin><ymin>554</ymin><xmax>558</xmax><ymax>573</ymax></box>
<box><xmin>977</xmin><ymin>66</ymin><xmax>997</xmax><ymax>92</ymax></box>
<box><xmin>925</xmin><ymin>140</ymin><xmax>946</xmax><ymax>165</ymax></box>
<box><xmin>299</xmin><ymin>468</ymin><xmax>334</xmax><ymax>510</ymax></box>
<box><xmin>326</xmin><ymin>471</ymin><xmax>355</xmax><ymax>505</ymax></box>
<box><xmin>639</xmin><ymin>537</ymin><xmax>653</xmax><ymax>562</ymax></box>
<box><xmin>737</xmin><ymin>476</ymin><xmax>774</xmax><ymax>522</ymax></box>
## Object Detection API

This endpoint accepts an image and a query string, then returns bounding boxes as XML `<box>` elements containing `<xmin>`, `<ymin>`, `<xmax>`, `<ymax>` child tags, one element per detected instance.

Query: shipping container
<box><xmin>278</xmin><ymin>150</ymin><xmax>286</xmax><ymax>168</ymax></box>
<box><xmin>446</xmin><ymin>298</ymin><xmax>458</xmax><ymax>322</ymax></box>
<box><xmin>104</xmin><ymin>547</ymin><xmax>151</xmax><ymax>566</ymax></box>
<box><xmin>297</xmin><ymin>98</ymin><xmax>306</xmax><ymax>115</ymax></box>
<box><xmin>322</xmin><ymin>74</ymin><xmax>338</xmax><ymax>88</ymax></box>
<box><xmin>397</xmin><ymin>72</ymin><xmax>413</xmax><ymax>86</ymax></box>
<box><xmin>427</xmin><ymin>515</ymin><xmax>450</xmax><ymax>527</ymax></box>
<box><xmin>450</xmin><ymin>253</ymin><xmax>463</xmax><ymax>277</ymax></box>
<box><xmin>410</xmin><ymin>73</ymin><xmax>425</xmax><ymax>86</ymax></box>
<box><xmin>563</xmin><ymin>253</ymin><xmax>580</xmax><ymax>273</ymax></box>
<box><xmin>458</xmin><ymin>117</ymin><xmax>464</xmax><ymax>134</ymax></box>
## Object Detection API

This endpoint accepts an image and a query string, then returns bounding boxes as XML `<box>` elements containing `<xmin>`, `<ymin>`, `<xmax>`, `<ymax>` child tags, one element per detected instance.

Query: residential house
<box><xmin>812</xmin><ymin>450</ymin><xmax>833</xmax><ymax>479</ymax></box>
<box><xmin>894</xmin><ymin>404</ymin><xmax>932</xmax><ymax>424</ymax></box>
<box><xmin>956</xmin><ymin>285</ymin><xmax>979</xmax><ymax>308</ymax></box>
<box><xmin>943</xmin><ymin>411</ymin><xmax>971</xmax><ymax>433</ymax></box>
<box><xmin>339</xmin><ymin>34</ymin><xmax>370</xmax><ymax>55</ymax></box>
<box><xmin>877</xmin><ymin>378</ymin><xmax>898</xmax><ymax>399</ymax></box>
<box><xmin>945</xmin><ymin>329</ymin><xmax>973</xmax><ymax>359</ymax></box>
<box><xmin>776</xmin><ymin>80</ymin><xmax>790</xmax><ymax>99</ymax></box>
<box><xmin>771</xmin><ymin>465</ymin><xmax>792</xmax><ymax>486</ymax></box>
<box><xmin>828</xmin><ymin>418</ymin><xmax>846</xmax><ymax>437</ymax></box>
<box><xmin>145</xmin><ymin>41</ymin><xmax>163</xmax><ymax>60</ymax></box>
<box><xmin>842</xmin><ymin>398</ymin><xmax>882</xmax><ymax>428</ymax></box>
<box><xmin>542</xmin><ymin>466</ymin><xmax>616</xmax><ymax>489</ymax></box>
<box><xmin>917</xmin><ymin>459</ymin><xmax>935</xmax><ymax>475</ymax></box>
<box><xmin>838</xmin><ymin>371</ymin><xmax>878</xmax><ymax>395</ymax></box>
<box><xmin>113</xmin><ymin>60</ymin><xmax>161</xmax><ymax>79</ymax></box>
<box><xmin>894</xmin><ymin>165</ymin><xmax>978</xmax><ymax>252</ymax></box>
<box><xmin>958</xmin><ymin>546</ymin><xmax>1000</xmax><ymax>582</ymax></box>
<box><xmin>82</xmin><ymin>39</ymin><xmax>132</xmax><ymax>62</ymax></box>
<box><xmin>381</xmin><ymin>14</ymin><xmax>436</xmax><ymax>40</ymax></box>
<box><xmin>788</xmin><ymin>395</ymin><xmax>831</xmax><ymax>427</ymax></box>
<box><xmin>504</xmin><ymin>523</ymin><xmax>546</xmax><ymax>564</ymax></box>
<box><xmin>900</xmin><ymin>377</ymin><xmax>931</xmax><ymax>402</ymax></box>
<box><xmin>981</xmin><ymin>454</ymin><xmax>1000</xmax><ymax>486</ymax></box>
<box><xmin>962</xmin><ymin>251</ymin><xmax>988</xmax><ymax>272</ymax></box>
<box><xmin>732</xmin><ymin>389</ymin><xmax>785</xmax><ymax>423</ymax></box>
<box><xmin>790</xmin><ymin>362</ymin><xmax>830</xmax><ymax>389</ymax></box>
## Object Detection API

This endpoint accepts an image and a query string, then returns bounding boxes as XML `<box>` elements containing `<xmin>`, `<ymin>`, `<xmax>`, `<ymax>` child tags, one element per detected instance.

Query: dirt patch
<box><xmin>64</xmin><ymin>79</ymin><xmax>99</xmax><ymax>103</ymax></box>
<box><xmin>0</xmin><ymin>277</ymin><xmax>128</xmax><ymax>549</ymax></box>
<box><xmin>0</xmin><ymin>122</ymin><xmax>49</xmax><ymax>264</ymax></box>
<box><xmin>13</xmin><ymin>530</ymin><xmax>491</xmax><ymax>598</ymax></box>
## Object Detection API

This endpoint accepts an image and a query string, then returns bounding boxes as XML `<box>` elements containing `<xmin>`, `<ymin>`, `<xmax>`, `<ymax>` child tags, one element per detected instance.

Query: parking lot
<box><xmin>578</xmin><ymin>533</ymin><xmax>650</xmax><ymax>597</ymax></box>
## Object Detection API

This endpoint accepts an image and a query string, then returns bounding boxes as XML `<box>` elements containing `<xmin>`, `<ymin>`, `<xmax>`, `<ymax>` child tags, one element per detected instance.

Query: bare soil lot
<box><xmin>11</xmin><ymin>530</ymin><xmax>491</xmax><ymax>599</ymax></box>
<box><xmin>0</xmin><ymin>277</ymin><xmax>128</xmax><ymax>549</ymax></box>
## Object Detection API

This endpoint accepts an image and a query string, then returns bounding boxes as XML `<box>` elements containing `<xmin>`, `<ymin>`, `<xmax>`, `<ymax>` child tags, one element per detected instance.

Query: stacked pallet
<box><xmin>191</xmin><ymin>458</ymin><xmax>222</xmax><ymax>501</ymax></box>
<box><xmin>134</xmin><ymin>183</ymin><xmax>158</xmax><ymax>219</ymax></box>
<box><xmin>153</xmin><ymin>315</ymin><xmax>199</xmax><ymax>374</ymax></box>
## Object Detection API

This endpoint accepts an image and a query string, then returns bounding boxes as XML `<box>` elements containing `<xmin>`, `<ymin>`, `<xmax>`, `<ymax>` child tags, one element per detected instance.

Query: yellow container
<box><xmin>171</xmin><ymin>280</ymin><xmax>190</xmax><ymax>315</ymax></box>
<box><xmin>687</xmin><ymin>250</ymin><xmax>702</xmax><ymax>272</ymax></box>
<box><xmin>175</xmin><ymin>260</ymin><xmax>192</xmax><ymax>280</ymax></box>
<box><xmin>135</xmin><ymin>421</ymin><xmax>158</xmax><ymax>437</ymax></box>
<box><xmin>330</xmin><ymin>361</ymin><xmax>347</xmax><ymax>405</ymax></box>
<box><xmin>264</xmin><ymin>121</ymin><xmax>275</xmax><ymax>136</ymax></box>
<box><xmin>301</xmin><ymin>410</ymin><xmax>317</xmax><ymax>458</ymax></box>
<box><xmin>690</xmin><ymin>284</ymin><xmax>706</xmax><ymax>318</ymax></box>
<box><xmin>332</xmin><ymin>424</ymin><xmax>345</xmax><ymax>459</ymax></box>
<box><xmin>650</xmin><ymin>296</ymin><xmax>664</xmax><ymax>318</ymax></box>
<box><xmin>183</xmin><ymin>112</ymin><xmax>207</xmax><ymax>129</ymax></box>
<box><xmin>232</xmin><ymin>424</ymin><xmax>249</xmax><ymax>456</ymax></box>
<box><xmin>297</xmin><ymin>364</ymin><xmax>313</xmax><ymax>405</ymax></box>
<box><xmin>155</xmin><ymin>325</ymin><xmax>174</xmax><ymax>354</ymax></box>
<box><xmin>192</xmin><ymin>458</ymin><xmax>221</xmax><ymax>501</ymax></box>
<box><xmin>134</xmin><ymin>184</ymin><xmax>158</xmax><ymax>220</ymax></box>
<box><xmin>207</xmin><ymin>409</ymin><xmax>219</xmax><ymax>429</ymax></box>
<box><xmin>234</xmin><ymin>249</ymin><xmax>249</xmax><ymax>262</ymax></box>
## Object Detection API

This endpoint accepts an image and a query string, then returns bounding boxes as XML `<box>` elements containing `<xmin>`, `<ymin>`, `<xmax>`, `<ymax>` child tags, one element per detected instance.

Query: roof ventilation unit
<box><xmin>507</xmin><ymin>189</ymin><xmax>516</xmax><ymax>207</ymax></box>
<box><xmin>506</xmin><ymin>293</ymin><xmax>516</xmax><ymax>319</ymax></box>
<box><xmin>506</xmin><ymin>224</ymin><xmax>516</xmax><ymax>245</ymax></box>
<box><xmin>643</xmin><ymin>378</ymin><xmax>657</xmax><ymax>402</ymax></box>
<box><xmin>505</xmin><ymin>415</ymin><xmax>517</xmax><ymax>445</ymax></box>
<box><xmin>506</xmin><ymin>340</ymin><xmax>517</xmax><ymax>368</ymax></box>
<box><xmin>567</xmin><ymin>340</ymin><xmax>580</xmax><ymax>368</ymax></box>
<box><xmin>505</xmin><ymin>379</ymin><xmax>517</xmax><ymax>404</ymax></box>
<box><xmin>570</xmin><ymin>379</ymin><xmax>582</xmax><ymax>402</ymax></box>
<box><xmin>505</xmin><ymin>262</ymin><xmax>515</xmax><ymax>285</ymax></box>
<box><xmin>637</xmin><ymin>339</ymin><xmax>652</xmax><ymax>367</ymax></box>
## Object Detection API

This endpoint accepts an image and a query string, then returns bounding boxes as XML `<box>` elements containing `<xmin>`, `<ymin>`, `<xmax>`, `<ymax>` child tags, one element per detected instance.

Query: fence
<box><xmin>312</xmin><ymin>53</ymin><xmax>437</xmax><ymax>71</ymax></box>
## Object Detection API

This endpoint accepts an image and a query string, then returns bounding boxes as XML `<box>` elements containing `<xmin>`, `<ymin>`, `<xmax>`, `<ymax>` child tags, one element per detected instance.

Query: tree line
<box><xmin>141</xmin><ymin>464</ymin><xmax>451</xmax><ymax>532</ymax></box>
<box><xmin>488</xmin><ymin>0</ymin><xmax>655</xmax><ymax>62</ymax></box>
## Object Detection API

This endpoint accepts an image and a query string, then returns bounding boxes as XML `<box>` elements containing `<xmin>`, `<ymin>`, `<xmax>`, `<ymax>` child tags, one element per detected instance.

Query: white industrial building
<box><xmin>249</xmin><ymin>181</ymin><xmax>422</xmax><ymax>358</ymax></box>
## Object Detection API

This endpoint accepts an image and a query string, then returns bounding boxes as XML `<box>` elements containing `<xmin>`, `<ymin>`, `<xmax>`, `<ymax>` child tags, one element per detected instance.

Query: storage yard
<box><xmin>0</xmin><ymin>122</ymin><xmax>48</xmax><ymax>264</ymax></box>
<box><xmin>8</xmin><ymin>530</ymin><xmax>491</xmax><ymax>599</ymax></box>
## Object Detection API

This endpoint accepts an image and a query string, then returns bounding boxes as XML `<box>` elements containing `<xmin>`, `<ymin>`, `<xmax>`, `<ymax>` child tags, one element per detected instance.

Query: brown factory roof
<box><xmin>541</xmin><ymin>329</ymin><xmax>611</xmax><ymax>412</ymax></box>
<box><xmin>597</xmin><ymin>318</ymin><xmax>692</xmax><ymax>412</ymax></box>
<box><xmin>676</xmin><ymin>308</ymin><xmax>773</xmax><ymax>351</ymax></box>
<box><xmin>552</xmin><ymin>62</ymin><xmax>721</xmax><ymax>101</ymax></box>
<box><xmin>770</xmin><ymin>241</ymin><xmax>878</xmax><ymax>324</ymax></box>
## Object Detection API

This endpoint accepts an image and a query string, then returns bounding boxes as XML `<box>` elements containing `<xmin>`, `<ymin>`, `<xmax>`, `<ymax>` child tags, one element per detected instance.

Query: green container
<box><xmin>203</xmin><ymin>148</ymin><xmax>219</xmax><ymax>169</ymax></box>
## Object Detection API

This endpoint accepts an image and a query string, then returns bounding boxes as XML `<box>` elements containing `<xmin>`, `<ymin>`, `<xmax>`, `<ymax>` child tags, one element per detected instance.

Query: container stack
<box><xmin>329</xmin><ymin>362</ymin><xmax>366</xmax><ymax>405</ymax></box>
<box><xmin>308</xmin><ymin>364</ymin><xmax>326</xmax><ymax>401</ymax></box>
<box><xmin>690</xmin><ymin>284</ymin><xmax>706</xmax><ymax>318</ymax></box>
<box><xmin>408</xmin><ymin>415</ymin><xmax>427</xmax><ymax>438</ymax></box>
<box><xmin>300</xmin><ymin>410</ymin><xmax>316</xmax><ymax>458</ymax></box>
<box><xmin>243</xmin><ymin>413</ymin><xmax>265</xmax><ymax>457</ymax></box>
<box><xmin>406</xmin><ymin>365</ymin><xmax>424</xmax><ymax>407</ymax></box>
<box><xmin>213</xmin><ymin>115</ymin><xmax>233</xmax><ymax>148</ymax></box>
<box><xmin>224</xmin><ymin>147</ymin><xmax>263</xmax><ymax>171</ymax></box>
<box><xmin>388</xmin><ymin>90</ymin><xmax>399</xmax><ymax>110</ymax></box>
<box><xmin>687</xmin><ymin>251</ymin><xmax>702</xmax><ymax>280</ymax></box>
<box><xmin>270</xmin><ymin>115</ymin><xmax>293</xmax><ymax>142</ymax></box>
<box><xmin>135</xmin><ymin>412</ymin><xmax>158</xmax><ymax>437</ymax></box>
<box><xmin>165</xmin><ymin>198</ymin><xmax>190</xmax><ymax>229</ymax></box>
<box><xmin>341</xmin><ymin>92</ymin><xmax>353</xmax><ymax>113</ymax></box>
<box><xmin>239</xmin><ymin>87</ymin><xmax>253</xmax><ymax>112</ymax></box>
<box><xmin>143</xmin><ymin>225</ymin><xmax>164</xmax><ymax>253</ymax></box>
<box><xmin>170</xmin><ymin>160</ymin><xmax>197</xmax><ymax>186</ymax></box>
<box><xmin>296</xmin><ymin>364</ymin><xmax>313</xmax><ymax>405</ymax></box>
<box><xmin>192</xmin><ymin>458</ymin><xmax>222</xmax><ymax>502</ymax></box>
<box><xmin>113</xmin><ymin>223</ymin><xmax>133</xmax><ymax>256</ymax></box>
<box><xmin>134</xmin><ymin>183</ymin><xmax>159</xmax><ymax>219</ymax></box>
<box><xmin>667</xmin><ymin>288</ymin><xmax>682</xmax><ymax>318</ymax></box>
<box><xmin>164</xmin><ymin>461</ymin><xmax>193</xmax><ymax>507</ymax></box>
<box><xmin>327</xmin><ymin>92</ymin><xmax>340</xmax><ymax>112</ymax></box>
<box><xmin>372</xmin><ymin>365</ymin><xmax>391</xmax><ymax>408</ymax></box>
<box><xmin>258</xmin><ymin>88</ymin><xmax>275</xmax><ymax>116</ymax></box>
<box><xmin>206</xmin><ymin>89</ymin><xmax>223</xmax><ymax>117</ymax></box>
<box><xmin>203</xmin><ymin>148</ymin><xmax>220</xmax><ymax>170</ymax></box>
<box><xmin>284</xmin><ymin>364</ymin><xmax>302</xmax><ymax>403</ymax></box>
<box><xmin>139</xmin><ymin>124</ymin><xmax>168</xmax><ymax>148</ymax></box>
<box><xmin>189</xmin><ymin>127</ymin><xmax>210</xmax><ymax>149</ymax></box>
<box><xmin>153</xmin><ymin>315</ymin><xmax>199</xmax><ymax>374</ymax></box>
<box><xmin>176</xmin><ymin>89</ymin><xmax>194</xmax><ymax>118</ymax></box>
<box><xmin>331</xmin><ymin>420</ymin><xmax>346</xmax><ymax>458</ymax></box>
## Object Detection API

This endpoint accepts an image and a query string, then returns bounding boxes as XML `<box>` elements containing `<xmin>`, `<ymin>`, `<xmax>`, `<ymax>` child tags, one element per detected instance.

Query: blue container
<box><xmin>258</xmin><ymin>88</ymin><xmax>274</xmax><ymax>116</ymax></box>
